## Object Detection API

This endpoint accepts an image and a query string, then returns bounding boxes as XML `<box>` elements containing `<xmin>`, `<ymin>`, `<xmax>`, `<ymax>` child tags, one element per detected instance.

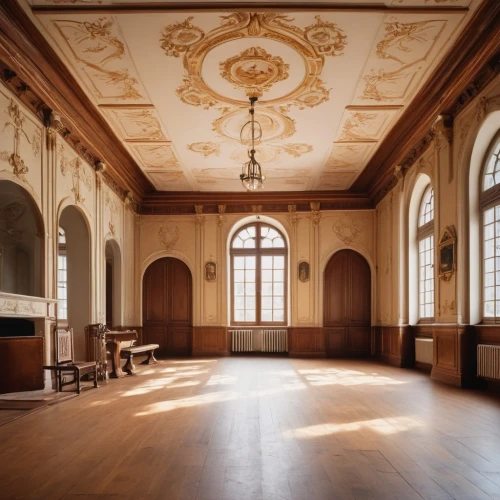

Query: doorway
<box><xmin>324</xmin><ymin>249</ymin><xmax>371</xmax><ymax>357</ymax></box>
<box><xmin>142</xmin><ymin>257</ymin><xmax>192</xmax><ymax>356</ymax></box>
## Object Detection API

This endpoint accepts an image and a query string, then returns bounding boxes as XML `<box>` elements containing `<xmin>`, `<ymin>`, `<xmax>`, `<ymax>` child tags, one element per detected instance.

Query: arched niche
<box><xmin>59</xmin><ymin>205</ymin><xmax>90</xmax><ymax>360</ymax></box>
<box><xmin>0</xmin><ymin>180</ymin><xmax>44</xmax><ymax>297</ymax></box>
<box><xmin>105</xmin><ymin>239</ymin><xmax>122</xmax><ymax>328</ymax></box>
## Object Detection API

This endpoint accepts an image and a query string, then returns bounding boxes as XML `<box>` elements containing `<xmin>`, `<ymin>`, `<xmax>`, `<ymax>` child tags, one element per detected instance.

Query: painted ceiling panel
<box><xmin>33</xmin><ymin>1</ymin><xmax>479</xmax><ymax>192</ymax></box>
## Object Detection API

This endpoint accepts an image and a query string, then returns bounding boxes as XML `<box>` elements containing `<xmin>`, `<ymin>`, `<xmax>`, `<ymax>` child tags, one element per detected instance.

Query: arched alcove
<box><xmin>59</xmin><ymin>205</ymin><xmax>91</xmax><ymax>360</ymax></box>
<box><xmin>0</xmin><ymin>180</ymin><xmax>44</xmax><ymax>297</ymax></box>
<box><xmin>105</xmin><ymin>239</ymin><xmax>122</xmax><ymax>328</ymax></box>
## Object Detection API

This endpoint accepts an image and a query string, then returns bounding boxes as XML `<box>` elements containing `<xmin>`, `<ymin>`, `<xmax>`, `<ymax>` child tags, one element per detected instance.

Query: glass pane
<box><xmin>245</xmin><ymin>270</ymin><xmax>255</xmax><ymax>281</ymax></box>
<box><xmin>235</xmin><ymin>310</ymin><xmax>245</xmax><ymax>321</ymax></box>
<box><xmin>245</xmin><ymin>283</ymin><xmax>255</xmax><ymax>295</ymax></box>
<box><xmin>243</xmin><ymin>238</ymin><xmax>255</xmax><ymax>249</ymax></box>
<box><xmin>274</xmin><ymin>270</ymin><xmax>284</xmax><ymax>281</ymax></box>
<box><xmin>246</xmin><ymin>296</ymin><xmax>255</xmax><ymax>309</ymax></box>
<box><xmin>245</xmin><ymin>310</ymin><xmax>255</xmax><ymax>322</ymax></box>
<box><xmin>273</xmin><ymin>310</ymin><xmax>284</xmax><ymax>322</ymax></box>
<box><xmin>273</xmin><ymin>297</ymin><xmax>284</xmax><ymax>308</ymax></box>
<box><xmin>235</xmin><ymin>283</ymin><xmax>245</xmax><ymax>296</ymax></box>
<box><xmin>234</xmin><ymin>257</ymin><xmax>245</xmax><ymax>269</ymax></box>
<box><xmin>262</xmin><ymin>256</ymin><xmax>273</xmax><ymax>269</ymax></box>
<box><xmin>261</xmin><ymin>296</ymin><xmax>272</xmax><ymax>309</ymax></box>
<box><xmin>235</xmin><ymin>297</ymin><xmax>244</xmax><ymax>309</ymax></box>
<box><xmin>274</xmin><ymin>283</ymin><xmax>284</xmax><ymax>295</ymax></box>
<box><xmin>274</xmin><ymin>256</ymin><xmax>285</xmax><ymax>269</ymax></box>
<box><xmin>262</xmin><ymin>270</ymin><xmax>273</xmax><ymax>282</ymax></box>
<box><xmin>485</xmin><ymin>208</ymin><xmax>494</xmax><ymax>225</ymax></box>
<box><xmin>262</xmin><ymin>310</ymin><xmax>272</xmax><ymax>321</ymax></box>
<box><xmin>233</xmin><ymin>237</ymin><xmax>243</xmax><ymax>248</ymax></box>
<box><xmin>273</xmin><ymin>238</ymin><xmax>285</xmax><ymax>248</ymax></box>
<box><xmin>262</xmin><ymin>282</ymin><xmax>273</xmax><ymax>295</ymax></box>
<box><xmin>245</xmin><ymin>256</ymin><xmax>256</xmax><ymax>269</ymax></box>
<box><xmin>247</xmin><ymin>226</ymin><xmax>256</xmax><ymax>237</ymax></box>
<box><xmin>418</xmin><ymin>187</ymin><xmax>434</xmax><ymax>227</ymax></box>
<box><xmin>261</xmin><ymin>238</ymin><xmax>272</xmax><ymax>248</ymax></box>
<box><xmin>485</xmin><ymin>301</ymin><xmax>494</xmax><ymax>317</ymax></box>
<box><xmin>234</xmin><ymin>270</ymin><xmax>244</xmax><ymax>282</ymax></box>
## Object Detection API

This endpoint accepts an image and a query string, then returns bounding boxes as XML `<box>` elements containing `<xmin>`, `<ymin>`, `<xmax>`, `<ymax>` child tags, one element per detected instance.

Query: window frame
<box><xmin>230</xmin><ymin>222</ymin><xmax>288</xmax><ymax>327</ymax></box>
<box><xmin>480</xmin><ymin>135</ymin><xmax>500</xmax><ymax>324</ymax></box>
<box><xmin>57</xmin><ymin>229</ymin><xmax>68</xmax><ymax>322</ymax></box>
<box><xmin>417</xmin><ymin>186</ymin><xmax>435</xmax><ymax>323</ymax></box>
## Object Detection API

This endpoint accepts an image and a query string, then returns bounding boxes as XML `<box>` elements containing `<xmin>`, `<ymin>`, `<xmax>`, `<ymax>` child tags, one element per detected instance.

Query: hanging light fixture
<box><xmin>240</xmin><ymin>96</ymin><xmax>266</xmax><ymax>191</ymax></box>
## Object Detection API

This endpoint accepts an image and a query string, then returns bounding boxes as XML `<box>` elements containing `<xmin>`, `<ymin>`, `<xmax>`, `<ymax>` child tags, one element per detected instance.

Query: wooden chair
<box><xmin>44</xmin><ymin>328</ymin><xmax>99</xmax><ymax>395</ymax></box>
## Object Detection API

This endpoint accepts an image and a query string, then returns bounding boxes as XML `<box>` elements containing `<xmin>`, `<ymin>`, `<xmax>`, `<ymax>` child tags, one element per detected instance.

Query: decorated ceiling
<box><xmin>31</xmin><ymin>0</ymin><xmax>481</xmax><ymax>192</ymax></box>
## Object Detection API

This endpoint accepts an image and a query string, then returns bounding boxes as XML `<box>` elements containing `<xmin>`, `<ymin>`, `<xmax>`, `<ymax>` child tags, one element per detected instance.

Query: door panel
<box><xmin>324</xmin><ymin>250</ymin><xmax>371</xmax><ymax>357</ymax></box>
<box><xmin>143</xmin><ymin>258</ymin><xmax>192</xmax><ymax>356</ymax></box>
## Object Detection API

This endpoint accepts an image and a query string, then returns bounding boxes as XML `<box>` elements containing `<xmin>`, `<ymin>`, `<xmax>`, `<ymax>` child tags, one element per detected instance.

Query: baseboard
<box><xmin>415</xmin><ymin>361</ymin><xmax>432</xmax><ymax>373</ymax></box>
<box><xmin>289</xmin><ymin>351</ymin><xmax>326</xmax><ymax>358</ymax></box>
<box><xmin>192</xmin><ymin>351</ymin><xmax>229</xmax><ymax>357</ymax></box>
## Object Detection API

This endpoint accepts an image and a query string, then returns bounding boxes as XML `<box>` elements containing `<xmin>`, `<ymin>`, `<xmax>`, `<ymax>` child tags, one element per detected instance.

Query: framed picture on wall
<box><xmin>205</xmin><ymin>261</ymin><xmax>216</xmax><ymax>282</ymax></box>
<box><xmin>438</xmin><ymin>226</ymin><xmax>456</xmax><ymax>282</ymax></box>
<box><xmin>298</xmin><ymin>261</ymin><xmax>310</xmax><ymax>282</ymax></box>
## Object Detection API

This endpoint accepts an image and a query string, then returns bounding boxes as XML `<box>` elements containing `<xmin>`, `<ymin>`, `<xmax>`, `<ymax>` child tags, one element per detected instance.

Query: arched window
<box><xmin>418</xmin><ymin>186</ymin><xmax>434</xmax><ymax>321</ymax></box>
<box><xmin>481</xmin><ymin>137</ymin><xmax>500</xmax><ymax>321</ymax></box>
<box><xmin>230</xmin><ymin>223</ymin><xmax>287</xmax><ymax>325</ymax></box>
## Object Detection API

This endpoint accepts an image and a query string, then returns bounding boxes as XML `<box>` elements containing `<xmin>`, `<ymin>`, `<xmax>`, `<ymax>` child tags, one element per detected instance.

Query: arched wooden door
<box><xmin>142</xmin><ymin>258</ymin><xmax>192</xmax><ymax>356</ymax></box>
<box><xmin>324</xmin><ymin>250</ymin><xmax>371</xmax><ymax>357</ymax></box>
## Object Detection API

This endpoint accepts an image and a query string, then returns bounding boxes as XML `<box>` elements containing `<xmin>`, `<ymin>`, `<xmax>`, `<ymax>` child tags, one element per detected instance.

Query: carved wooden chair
<box><xmin>44</xmin><ymin>328</ymin><xmax>98</xmax><ymax>394</ymax></box>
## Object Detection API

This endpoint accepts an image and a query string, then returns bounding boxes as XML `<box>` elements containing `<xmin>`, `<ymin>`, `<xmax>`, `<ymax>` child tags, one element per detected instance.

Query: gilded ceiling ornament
<box><xmin>292</xmin><ymin>79</ymin><xmax>330</xmax><ymax>109</ymax></box>
<box><xmin>332</xmin><ymin>218</ymin><xmax>360</xmax><ymax>245</ymax></box>
<box><xmin>304</xmin><ymin>16</ymin><xmax>347</xmax><ymax>56</ymax></box>
<box><xmin>158</xmin><ymin>223</ymin><xmax>180</xmax><ymax>250</ymax></box>
<box><xmin>187</xmin><ymin>142</ymin><xmax>220</xmax><ymax>158</ymax></box>
<box><xmin>220</xmin><ymin>46</ymin><xmax>289</xmax><ymax>97</ymax></box>
<box><xmin>361</xmin><ymin>67</ymin><xmax>413</xmax><ymax>102</ymax></box>
<box><xmin>160</xmin><ymin>17</ymin><xmax>205</xmax><ymax>57</ymax></box>
<box><xmin>339</xmin><ymin>112</ymin><xmax>378</xmax><ymax>142</ymax></box>
<box><xmin>176</xmin><ymin>77</ymin><xmax>219</xmax><ymax>109</ymax></box>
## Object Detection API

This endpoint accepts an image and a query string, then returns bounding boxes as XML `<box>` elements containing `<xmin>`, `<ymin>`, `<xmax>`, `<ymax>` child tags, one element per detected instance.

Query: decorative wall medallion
<box><xmin>160</xmin><ymin>17</ymin><xmax>205</xmax><ymax>57</ymax></box>
<box><xmin>157</xmin><ymin>223</ymin><xmax>180</xmax><ymax>249</ymax></box>
<box><xmin>298</xmin><ymin>261</ymin><xmax>310</xmax><ymax>282</ymax></box>
<box><xmin>205</xmin><ymin>261</ymin><xmax>217</xmax><ymax>282</ymax></box>
<box><xmin>187</xmin><ymin>142</ymin><xmax>220</xmax><ymax>158</ymax></box>
<box><xmin>332</xmin><ymin>218</ymin><xmax>360</xmax><ymax>245</ymax></box>
<box><xmin>220</xmin><ymin>46</ymin><xmax>289</xmax><ymax>97</ymax></box>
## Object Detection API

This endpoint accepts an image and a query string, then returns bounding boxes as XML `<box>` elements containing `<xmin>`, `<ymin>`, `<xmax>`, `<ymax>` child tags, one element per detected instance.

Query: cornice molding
<box><xmin>140</xmin><ymin>191</ymin><xmax>373</xmax><ymax>215</ymax></box>
<box><xmin>0</xmin><ymin>0</ymin><xmax>151</xmax><ymax>201</ymax></box>
<box><xmin>354</xmin><ymin>0</ymin><xmax>500</xmax><ymax>203</ymax></box>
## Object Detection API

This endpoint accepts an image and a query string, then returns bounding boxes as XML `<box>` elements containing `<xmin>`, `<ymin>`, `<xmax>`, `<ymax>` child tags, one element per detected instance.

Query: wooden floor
<box><xmin>1</xmin><ymin>357</ymin><xmax>500</xmax><ymax>500</ymax></box>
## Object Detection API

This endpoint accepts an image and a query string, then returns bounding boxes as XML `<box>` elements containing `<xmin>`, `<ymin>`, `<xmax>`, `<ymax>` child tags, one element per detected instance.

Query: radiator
<box><xmin>415</xmin><ymin>338</ymin><xmax>433</xmax><ymax>365</ymax></box>
<box><xmin>262</xmin><ymin>329</ymin><xmax>288</xmax><ymax>352</ymax></box>
<box><xmin>477</xmin><ymin>344</ymin><xmax>500</xmax><ymax>380</ymax></box>
<box><xmin>230</xmin><ymin>330</ymin><xmax>253</xmax><ymax>352</ymax></box>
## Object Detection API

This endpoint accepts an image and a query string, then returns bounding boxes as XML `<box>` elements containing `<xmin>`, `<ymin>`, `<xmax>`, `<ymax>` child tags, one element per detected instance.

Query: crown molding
<box><xmin>353</xmin><ymin>0</ymin><xmax>500</xmax><ymax>203</ymax></box>
<box><xmin>140</xmin><ymin>191</ymin><xmax>373</xmax><ymax>215</ymax></box>
<box><xmin>0</xmin><ymin>0</ymin><xmax>152</xmax><ymax>201</ymax></box>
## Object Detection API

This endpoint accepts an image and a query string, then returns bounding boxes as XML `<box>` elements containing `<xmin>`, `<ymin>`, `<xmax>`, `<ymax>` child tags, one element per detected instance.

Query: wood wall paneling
<box><xmin>192</xmin><ymin>327</ymin><xmax>229</xmax><ymax>356</ymax></box>
<box><xmin>289</xmin><ymin>328</ymin><xmax>325</xmax><ymax>357</ymax></box>
<box><xmin>378</xmin><ymin>325</ymin><xmax>414</xmax><ymax>368</ymax></box>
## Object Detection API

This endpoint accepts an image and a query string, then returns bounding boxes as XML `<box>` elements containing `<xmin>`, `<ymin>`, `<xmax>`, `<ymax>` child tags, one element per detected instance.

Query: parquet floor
<box><xmin>1</xmin><ymin>357</ymin><xmax>500</xmax><ymax>500</ymax></box>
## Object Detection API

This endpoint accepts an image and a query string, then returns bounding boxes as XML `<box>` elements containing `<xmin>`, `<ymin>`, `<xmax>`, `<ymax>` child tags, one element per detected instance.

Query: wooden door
<box><xmin>142</xmin><ymin>258</ymin><xmax>192</xmax><ymax>356</ymax></box>
<box><xmin>324</xmin><ymin>250</ymin><xmax>371</xmax><ymax>357</ymax></box>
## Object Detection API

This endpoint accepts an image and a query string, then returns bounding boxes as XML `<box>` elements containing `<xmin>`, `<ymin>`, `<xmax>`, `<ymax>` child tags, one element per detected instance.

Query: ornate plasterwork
<box><xmin>59</xmin><ymin>145</ymin><xmax>93</xmax><ymax>204</ymax></box>
<box><xmin>104</xmin><ymin>188</ymin><xmax>118</xmax><ymax>236</ymax></box>
<box><xmin>131</xmin><ymin>143</ymin><xmax>180</xmax><ymax>170</ymax></box>
<box><xmin>51</xmin><ymin>17</ymin><xmax>144</xmax><ymax>102</ymax></box>
<box><xmin>0</xmin><ymin>298</ymin><xmax>45</xmax><ymax>317</ymax></box>
<box><xmin>187</xmin><ymin>142</ymin><xmax>220</xmax><ymax>158</ymax></box>
<box><xmin>102</xmin><ymin>107</ymin><xmax>167</xmax><ymax>141</ymax></box>
<box><xmin>337</xmin><ymin>107</ymin><xmax>401</xmax><ymax>142</ymax></box>
<box><xmin>163</xmin><ymin>12</ymin><xmax>345</xmax><ymax>148</ymax></box>
<box><xmin>158</xmin><ymin>223</ymin><xmax>180</xmax><ymax>249</ymax></box>
<box><xmin>332</xmin><ymin>217</ymin><xmax>360</xmax><ymax>245</ymax></box>
<box><xmin>220</xmin><ymin>46</ymin><xmax>289</xmax><ymax>97</ymax></box>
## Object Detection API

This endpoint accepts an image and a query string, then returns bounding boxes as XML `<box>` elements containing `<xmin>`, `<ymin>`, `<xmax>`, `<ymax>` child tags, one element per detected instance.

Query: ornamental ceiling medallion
<box><xmin>162</xmin><ymin>12</ymin><xmax>347</xmax><ymax>148</ymax></box>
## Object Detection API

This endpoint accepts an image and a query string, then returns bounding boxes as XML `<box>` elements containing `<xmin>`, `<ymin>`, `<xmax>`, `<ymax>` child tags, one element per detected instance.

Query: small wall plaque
<box><xmin>298</xmin><ymin>261</ymin><xmax>310</xmax><ymax>282</ymax></box>
<box><xmin>205</xmin><ymin>261</ymin><xmax>216</xmax><ymax>282</ymax></box>
<box><xmin>438</xmin><ymin>226</ymin><xmax>456</xmax><ymax>282</ymax></box>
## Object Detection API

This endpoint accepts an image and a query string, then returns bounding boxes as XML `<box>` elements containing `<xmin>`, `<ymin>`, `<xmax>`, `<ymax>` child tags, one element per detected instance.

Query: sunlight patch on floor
<box><xmin>284</xmin><ymin>416</ymin><xmax>425</xmax><ymax>439</ymax></box>
<box><xmin>298</xmin><ymin>368</ymin><xmax>406</xmax><ymax>386</ymax></box>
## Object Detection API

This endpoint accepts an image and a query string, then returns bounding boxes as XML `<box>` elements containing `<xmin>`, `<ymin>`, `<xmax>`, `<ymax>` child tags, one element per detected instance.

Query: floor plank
<box><xmin>0</xmin><ymin>357</ymin><xmax>499</xmax><ymax>500</ymax></box>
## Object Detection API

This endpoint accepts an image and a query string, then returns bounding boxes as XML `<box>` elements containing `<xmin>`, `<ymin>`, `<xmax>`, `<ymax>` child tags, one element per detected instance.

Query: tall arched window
<box><xmin>418</xmin><ymin>186</ymin><xmax>434</xmax><ymax>321</ymax></box>
<box><xmin>230</xmin><ymin>223</ymin><xmax>287</xmax><ymax>326</ymax></box>
<box><xmin>481</xmin><ymin>136</ymin><xmax>500</xmax><ymax>321</ymax></box>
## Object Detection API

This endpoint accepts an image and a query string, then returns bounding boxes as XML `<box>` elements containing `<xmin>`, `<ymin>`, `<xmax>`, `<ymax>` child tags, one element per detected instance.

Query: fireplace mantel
<box><xmin>0</xmin><ymin>292</ymin><xmax>57</xmax><ymax>319</ymax></box>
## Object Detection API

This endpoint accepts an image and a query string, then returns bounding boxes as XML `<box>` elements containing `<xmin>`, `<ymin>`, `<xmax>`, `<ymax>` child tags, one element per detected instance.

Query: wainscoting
<box><xmin>192</xmin><ymin>327</ymin><xmax>229</xmax><ymax>356</ymax></box>
<box><xmin>375</xmin><ymin>325</ymin><xmax>413</xmax><ymax>368</ymax></box>
<box><xmin>289</xmin><ymin>328</ymin><xmax>325</xmax><ymax>357</ymax></box>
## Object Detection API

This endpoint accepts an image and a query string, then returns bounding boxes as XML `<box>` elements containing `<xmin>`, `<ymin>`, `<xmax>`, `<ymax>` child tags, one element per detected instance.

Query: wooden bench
<box><xmin>119</xmin><ymin>340</ymin><xmax>159</xmax><ymax>375</ymax></box>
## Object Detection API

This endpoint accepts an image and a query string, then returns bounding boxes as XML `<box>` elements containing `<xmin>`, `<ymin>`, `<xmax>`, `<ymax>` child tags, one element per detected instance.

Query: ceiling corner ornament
<box><xmin>158</xmin><ymin>223</ymin><xmax>180</xmax><ymax>249</ymax></box>
<box><xmin>332</xmin><ymin>218</ymin><xmax>360</xmax><ymax>245</ymax></box>
<box><xmin>303</xmin><ymin>15</ymin><xmax>347</xmax><ymax>56</ymax></box>
<box><xmin>220</xmin><ymin>46</ymin><xmax>289</xmax><ymax>97</ymax></box>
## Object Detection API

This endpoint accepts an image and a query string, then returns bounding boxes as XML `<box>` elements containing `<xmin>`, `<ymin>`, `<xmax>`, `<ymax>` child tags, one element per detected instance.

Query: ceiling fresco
<box><xmin>32</xmin><ymin>0</ymin><xmax>480</xmax><ymax>192</ymax></box>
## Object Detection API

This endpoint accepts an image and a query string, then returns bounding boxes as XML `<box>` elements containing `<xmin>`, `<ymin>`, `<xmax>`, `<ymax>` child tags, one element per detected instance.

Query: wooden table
<box><xmin>104</xmin><ymin>330</ymin><xmax>138</xmax><ymax>378</ymax></box>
